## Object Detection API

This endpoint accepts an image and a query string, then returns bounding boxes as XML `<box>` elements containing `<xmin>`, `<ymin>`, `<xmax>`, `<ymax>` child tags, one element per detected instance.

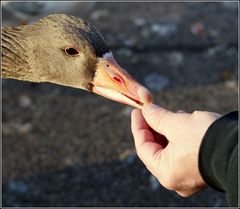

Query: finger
<box><xmin>142</xmin><ymin>103</ymin><xmax>176</xmax><ymax>137</ymax></box>
<box><xmin>131</xmin><ymin>109</ymin><xmax>150</xmax><ymax>131</ymax></box>
<box><xmin>131</xmin><ymin>109</ymin><xmax>164</xmax><ymax>166</ymax></box>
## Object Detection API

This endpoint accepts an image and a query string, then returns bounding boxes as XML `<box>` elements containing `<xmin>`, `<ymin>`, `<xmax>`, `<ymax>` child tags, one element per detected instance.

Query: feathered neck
<box><xmin>2</xmin><ymin>25</ymin><xmax>36</xmax><ymax>81</ymax></box>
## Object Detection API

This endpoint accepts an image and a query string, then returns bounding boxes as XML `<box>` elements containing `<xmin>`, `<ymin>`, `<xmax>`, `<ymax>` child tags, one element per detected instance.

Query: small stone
<box><xmin>16</xmin><ymin>122</ymin><xmax>33</xmax><ymax>134</ymax></box>
<box><xmin>144</xmin><ymin>73</ymin><xmax>169</xmax><ymax>91</ymax></box>
<box><xmin>190</xmin><ymin>22</ymin><xmax>205</xmax><ymax>36</ymax></box>
<box><xmin>209</xmin><ymin>29</ymin><xmax>219</xmax><ymax>38</ymax></box>
<box><xmin>151</xmin><ymin>23</ymin><xmax>177</xmax><ymax>37</ymax></box>
<box><xmin>123</xmin><ymin>38</ymin><xmax>136</xmax><ymax>48</ymax></box>
<box><xmin>169</xmin><ymin>52</ymin><xmax>184</xmax><ymax>66</ymax></box>
<box><xmin>141</xmin><ymin>28</ymin><xmax>151</xmax><ymax>38</ymax></box>
<box><xmin>118</xmin><ymin>33</ymin><xmax>136</xmax><ymax>47</ymax></box>
<box><xmin>206</xmin><ymin>45</ymin><xmax>226</xmax><ymax>57</ymax></box>
<box><xmin>8</xmin><ymin>180</ymin><xmax>28</xmax><ymax>194</ymax></box>
<box><xmin>19</xmin><ymin>95</ymin><xmax>32</xmax><ymax>108</ymax></box>
<box><xmin>117</xmin><ymin>48</ymin><xmax>133</xmax><ymax>58</ymax></box>
<box><xmin>225</xmin><ymin>80</ymin><xmax>237</xmax><ymax>90</ymax></box>
<box><xmin>63</xmin><ymin>158</ymin><xmax>74</xmax><ymax>166</ymax></box>
<box><xmin>90</xmin><ymin>9</ymin><xmax>109</xmax><ymax>20</ymax></box>
<box><xmin>133</xmin><ymin>17</ymin><xmax>146</xmax><ymax>26</ymax></box>
<box><xmin>119</xmin><ymin>149</ymin><xmax>136</xmax><ymax>164</ymax></box>
<box><xmin>126</xmin><ymin>153</ymin><xmax>137</xmax><ymax>164</ymax></box>
<box><xmin>213</xmin><ymin>199</ymin><xmax>222</xmax><ymax>207</ymax></box>
<box><xmin>149</xmin><ymin>174</ymin><xmax>160</xmax><ymax>191</ymax></box>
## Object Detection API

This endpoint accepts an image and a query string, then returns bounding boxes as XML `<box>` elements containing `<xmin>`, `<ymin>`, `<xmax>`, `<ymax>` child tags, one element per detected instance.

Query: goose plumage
<box><xmin>2</xmin><ymin>14</ymin><xmax>152</xmax><ymax>108</ymax></box>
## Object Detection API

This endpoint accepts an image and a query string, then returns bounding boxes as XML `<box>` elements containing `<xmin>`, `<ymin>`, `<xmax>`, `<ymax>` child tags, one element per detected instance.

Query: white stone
<box><xmin>151</xmin><ymin>23</ymin><xmax>177</xmax><ymax>37</ymax></box>
<box><xmin>19</xmin><ymin>95</ymin><xmax>32</xmax><ymax>108</ymax></box>
<box><xmin>90</xmin><ymin>9</ymin><xmax>109</xmax><ymax>20</ymax></box>
<box><xmin>8</xmin><ymin>180</ymin><xmax>28</xmax><ymax>193</ymax></box>
<box><xmin>133</xmin><ymin>17</ymin><xmax>146</xmax><ymax>26</ymax></box>
<box><xmin>149</xmin><ymin>175</ymin><xmax>160</xmax><ymax>191</ymax></box>
<box><xmin>144</xmin><ymin>73</ymin><xmax>169</xmax><ymax>91</ymax></box>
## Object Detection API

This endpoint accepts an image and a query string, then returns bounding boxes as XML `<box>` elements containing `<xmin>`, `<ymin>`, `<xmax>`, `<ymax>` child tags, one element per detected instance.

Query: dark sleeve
<box><xmin>198</xmin><ymin>111</ymin><xmax>238</xmax><ymax>207</ymax></box>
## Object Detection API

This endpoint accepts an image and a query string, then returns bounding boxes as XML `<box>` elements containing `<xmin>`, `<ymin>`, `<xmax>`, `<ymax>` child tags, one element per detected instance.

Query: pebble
<box><xmin>141</xmin><ymin>28</ymin><xmax>151</xmax><ymax>38</ymax></box>
<box><xmin>213</xmin><ymin>198</ymin><xmax>223</xmax><ymax>207</ymax></box>
<box><xmin>133</xmin><ymin>17</ymin><xmax>146</xmax><ymax>27</ymax></box>
<box><xmin>205</xmin><ymin>44</ymin><xmax>226</xmax><ymax>57</ymax></box>
<box><xmin>144</xmin><ymin>73</ymin><xmax>170</xmax><ymax>91</ymax></box>
<box><xmin>90</xmin><ymin>9</ymin><xmax>109</xmax><ymax>20</ymax></box>
<box><xmin>16</xmin><ymin>122</ymin><xmax>33</xmax><ymax>134</ymax></box>
<box><xmin>119</xmin><ymin>149</ymin><xmax>137</xmax><ymax>164</ymax></box>
<box><xmin>169</xmin><ymin>52</ymin><xmax>184</xmax><ymax>66</ymax></box>
<box><xmin>117</xmin><ymin>33</ymin><xmax>136</xmax><ymax>47</ymax></box>
<box><xmin>149</xmin><ymin>174</ymin><xmax>160</xmax><ymax>191</ymax></box>
<box><xmin>126</xmin><ymin>153</ymin><xmax>137</xmax><ymax>164</ymax></box>
<box><xmin>225</xmin><ymin>80</ymin><xmax>237</xmax><ymax>90</ymax></box>
<box><xmin>190</xmin><ymin>22</ymin><xmax>205</xmax><ymax>36</ymax></box>
<box><xmin>151</xmin><ymin>23</ymin><xmax>177</xmax><ymax>37</ymax></box>
<box><xmin>19</xmin><ymin>95</ymin><xmax>32</xmax><ymax>108</ymax></box>
<box><xmin>8</xmin><ymin>180</ymin><xmax>28</xmax><ymax>194</ymax></box>
<box><xmin>63</xmin><ymin>158</ymin><xmax>74</xmax><ymax>166</ymax></box>
<box><xmin>123</xmin><ymin>38</ymin><xmax>136</xmax><ymax>48</ymax></box>
<box><xmin>208</xmin><ymin>29</ymin><xmax>219</xmax><ymax>38</ymax></box>
<box><xmin>117</xmin><ymin>48</ymin><xmax>133</xmax><ymax>58</ymax></box>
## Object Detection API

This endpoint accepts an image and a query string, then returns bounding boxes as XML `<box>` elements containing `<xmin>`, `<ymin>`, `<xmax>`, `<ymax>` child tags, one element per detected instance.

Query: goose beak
<box><xmin>91</xmin><ymin>52</ymin><xmax>152</xmax><ymax>109</ymax></box>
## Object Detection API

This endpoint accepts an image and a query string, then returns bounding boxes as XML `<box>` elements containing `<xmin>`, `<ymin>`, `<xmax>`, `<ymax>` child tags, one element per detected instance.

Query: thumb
<box><xmin>142</xmin><ymin>103</ymin><xmax>175</xmax><ymax>137</ymax></box>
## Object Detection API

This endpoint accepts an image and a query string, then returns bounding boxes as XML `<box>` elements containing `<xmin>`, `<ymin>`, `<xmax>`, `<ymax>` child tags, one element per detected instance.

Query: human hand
<box><xmin>131</xmin><ymin>103</ymin><xmax>221</xmax><ymax>197</ymax></box>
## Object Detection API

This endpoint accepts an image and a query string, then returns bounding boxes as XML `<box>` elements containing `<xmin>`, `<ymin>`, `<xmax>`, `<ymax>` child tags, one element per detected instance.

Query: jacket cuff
<box><xmin>198</xmin><ymin>111</ymin><xmax>238</xmax><ymax>192</ymax></box>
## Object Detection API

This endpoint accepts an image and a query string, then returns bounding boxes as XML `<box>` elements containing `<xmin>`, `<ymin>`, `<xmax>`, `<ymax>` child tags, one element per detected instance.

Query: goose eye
<box><xmin>64</xmin><ymin>47</ymin><xmax>80</xmax><ymax>56</ymax></box>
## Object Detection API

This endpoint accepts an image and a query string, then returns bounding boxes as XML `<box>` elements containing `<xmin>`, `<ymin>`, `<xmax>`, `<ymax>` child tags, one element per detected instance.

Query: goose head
<box><xmin>2</xmin><ymin>14</ymin><xmax>152</xmax><ymax>108</ymax></box>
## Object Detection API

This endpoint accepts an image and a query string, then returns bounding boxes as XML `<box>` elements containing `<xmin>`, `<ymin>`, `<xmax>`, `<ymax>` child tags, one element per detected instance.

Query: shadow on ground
<box><xmin>3</xmin><ymin>158</ymin><xmax>227</xmax><ymax>207</ymax></box>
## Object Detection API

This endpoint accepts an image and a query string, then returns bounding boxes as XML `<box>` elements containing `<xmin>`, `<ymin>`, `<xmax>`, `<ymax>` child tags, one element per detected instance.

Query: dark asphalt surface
<box><xmin>2</xmin><ymin>2</ymin><xmax>238</xmax><ymax>207</ymax></box>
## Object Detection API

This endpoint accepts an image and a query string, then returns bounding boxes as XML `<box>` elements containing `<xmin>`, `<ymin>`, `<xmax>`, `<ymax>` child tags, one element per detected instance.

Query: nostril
<box><xmin>113</xmin><ymin>76</ymin><xmax>123</xmax><ymax>85</ymax></box>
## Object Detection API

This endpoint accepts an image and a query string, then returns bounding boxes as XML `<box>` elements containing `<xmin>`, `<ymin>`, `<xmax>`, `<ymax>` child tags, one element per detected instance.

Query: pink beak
<box><xmin>91</xmin><ymin>52</ymin><xmax>152</xmax><ymax>109</ymax></box>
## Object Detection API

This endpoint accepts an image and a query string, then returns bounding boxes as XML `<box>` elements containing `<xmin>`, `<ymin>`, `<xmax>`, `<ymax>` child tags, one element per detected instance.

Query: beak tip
<box><xmin>137</xmin><ymin>86</ymin><xmax>153</xmax><ymax>104</ymax></box>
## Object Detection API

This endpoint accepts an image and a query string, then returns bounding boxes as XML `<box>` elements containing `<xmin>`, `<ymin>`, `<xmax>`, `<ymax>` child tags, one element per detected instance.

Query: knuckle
<box><xmin>190</xmin><ymin>110</ymin><xmax>203</xmax><ymax>120</ymax></box>
<box><xmin>191</xmin><ymin>110</ymin><xmax>201</xmax><ymax>117</ymax></box>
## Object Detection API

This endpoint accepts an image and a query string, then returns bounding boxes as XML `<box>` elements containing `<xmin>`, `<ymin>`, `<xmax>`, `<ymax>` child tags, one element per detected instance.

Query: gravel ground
<box><xmin>2</xmin><ymin>2</ymin><xmax>238</xmax><ymax>207</ymax></box>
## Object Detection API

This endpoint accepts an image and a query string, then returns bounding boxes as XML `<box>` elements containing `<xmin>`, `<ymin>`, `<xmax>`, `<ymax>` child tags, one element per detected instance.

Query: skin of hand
<box><xmin>131</xmin><ymin>103</ymin><xmax>221</xmax><ymax>197</ymax></box>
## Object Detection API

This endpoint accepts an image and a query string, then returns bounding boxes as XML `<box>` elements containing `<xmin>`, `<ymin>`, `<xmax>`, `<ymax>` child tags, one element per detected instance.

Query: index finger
<box><xmin>131</xmin><ymin>109</ymin><xmax>164</xmax><ymax>166</ymax></box>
